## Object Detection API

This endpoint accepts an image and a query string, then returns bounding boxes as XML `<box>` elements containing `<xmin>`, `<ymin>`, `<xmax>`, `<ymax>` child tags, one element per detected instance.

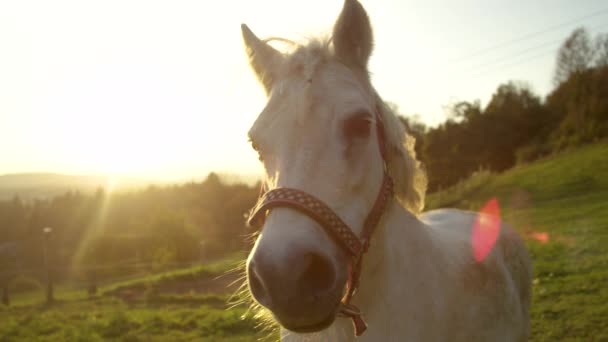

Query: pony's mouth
<box><xmin>280</xmin><ymin>311</ymin><xmax>336</xmax><ymax>333</ymax></box>
<box><xmin>274</xmin><ymin>299</ymin><xmax>342</xmax><ymax>333</ymax></box>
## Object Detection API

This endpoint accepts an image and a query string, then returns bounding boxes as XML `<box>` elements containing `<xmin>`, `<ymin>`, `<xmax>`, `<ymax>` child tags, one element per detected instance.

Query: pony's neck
<box><xmin>347</xmin><ymin>199</ymin><xmax>442</xmax><ymax>338</ymax></box>
<box><xmin>287</xmin><ymin>201</ymin><xmax>442</xmax><ymax>341</ymax></box>
<box><xmin>359</xmin><ymin>198</ymin><xmax>433</xmax><ymax>290</ymax></box>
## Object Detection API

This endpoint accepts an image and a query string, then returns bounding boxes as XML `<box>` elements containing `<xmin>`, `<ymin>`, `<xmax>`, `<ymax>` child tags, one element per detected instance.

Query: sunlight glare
<box><xmin>70</xmin><ymin>179</ymin><xmax>114</xmax><ymax>271</ymax></box>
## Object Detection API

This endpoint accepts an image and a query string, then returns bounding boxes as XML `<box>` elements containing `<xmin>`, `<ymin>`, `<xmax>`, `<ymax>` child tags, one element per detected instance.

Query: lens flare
<box><xmin>471</xmin><ymin>198</ymin><xmax>501</xmax><ymax>263</ymax></box>
<box><xmin>530</xmin><ymin>231</ymin><xmax>549</xmax><ymax>244</ymax></box>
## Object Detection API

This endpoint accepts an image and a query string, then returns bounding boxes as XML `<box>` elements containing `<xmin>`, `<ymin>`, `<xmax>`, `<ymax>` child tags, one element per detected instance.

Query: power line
<box><xmin>463</xmin><ymin>38</ymin><xmax>563</xmax><ymax>74</ymax></box>
<box><xmin>448</xmin><ymin>7</ymin><xmax>608</xmax><ymax>63</ymax></box>
<box><xmin>469</xmin><ymin>48</ymin><xmax>559</xmax><ymax>81</ymax></box>
<box><xmin>467</xmin><ymin>22</ymin><xmax>608</xmax><ymax>80</ymax></box>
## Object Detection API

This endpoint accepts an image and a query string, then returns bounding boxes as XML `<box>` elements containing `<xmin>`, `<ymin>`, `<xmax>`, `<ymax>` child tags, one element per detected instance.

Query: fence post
<box><xmin>88</xmin><ymin>268</ymin><xmax>97</xmax><ymax>297</ymax></box>
<box><xmin>1</xmin><ymin>285</ymin><xmax>8</xmax><ymax>306</ymax></box>
<box><xmin>43</xmin><ymin>227</ymin><xmax>54</xmax><ymax>304</ymax></box>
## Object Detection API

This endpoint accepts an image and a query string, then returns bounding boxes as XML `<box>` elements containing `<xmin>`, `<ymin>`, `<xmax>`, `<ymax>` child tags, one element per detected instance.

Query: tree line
<box><xmin>0</xmin><ymin>173</ymin><xmax>259</xmax><ymax>284</ymax></box>
<box><xmin>401</xmin><ymin>27</ymin><xmax>608</xmax><ymax>191</ymax></box>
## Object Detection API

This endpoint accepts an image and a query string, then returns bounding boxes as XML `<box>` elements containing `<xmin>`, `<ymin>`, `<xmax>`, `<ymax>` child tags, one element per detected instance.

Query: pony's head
<box><xmin>242</xmin><ymin>0</ymin><xmax>426</xmax><ymax>333</ymax></box>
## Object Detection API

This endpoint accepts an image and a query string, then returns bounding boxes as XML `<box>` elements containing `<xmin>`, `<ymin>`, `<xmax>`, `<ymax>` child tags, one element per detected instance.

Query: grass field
<box><xmin>1</xmin><ymin>142</ymin><xmax>607</xmax><ymax>341</ymax></box>
<box><xmin>427</xmin><ymin>142</ymin><xmax>608</xmax><ymax>341</ymax></box>
<box><xmin>0</xmin><ymin>254</ymin><xmax>273</xmax><ymax>341</ymax></box>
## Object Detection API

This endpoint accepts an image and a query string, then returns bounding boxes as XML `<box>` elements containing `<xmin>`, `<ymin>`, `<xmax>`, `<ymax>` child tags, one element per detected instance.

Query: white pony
<box><xmin>241</xmin><ymin>0</ymin><xmax>532</xmax><ymax>341</ymax></box>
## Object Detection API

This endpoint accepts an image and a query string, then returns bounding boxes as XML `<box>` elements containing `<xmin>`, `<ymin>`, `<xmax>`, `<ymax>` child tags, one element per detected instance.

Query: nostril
<box><xmin>298</xmin><ymin>252</ymin><xmax>336</xmax><ymax>296</ymax></box>
<box><xmin>249</xmin><ymin>267</ymin><xmax>263</xmax><ymax>293</ymax></box>
<box><xmin>248</xmin><ymin>262</ymin><xmax>271</xmax><ymax>307</ymax></box>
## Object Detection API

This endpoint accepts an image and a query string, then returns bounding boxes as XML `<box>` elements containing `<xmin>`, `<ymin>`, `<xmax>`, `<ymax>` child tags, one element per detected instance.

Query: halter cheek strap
<box><xmin>247</xmin><ymin>111</ymin><xmax>393</xmax><ymax>337</ymax></box>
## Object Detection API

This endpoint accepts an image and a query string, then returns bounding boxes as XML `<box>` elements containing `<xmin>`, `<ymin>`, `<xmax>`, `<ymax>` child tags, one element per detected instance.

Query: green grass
<box><xmin>0</xmin><ymin>254</ymin><xmax>274</xmax><ymax>341</ymax></box>
<box><xmin>99</xmin><ymin>253</ymin><xmax>245</xmax><ymax>297</ymax></box>
<box><xmin>427</xmin><ymin>142</ymin><xmax>608</xmax><ymax>341</ymax></box>
<box><xmin>0</xmin><ymin>297</ymin><xmax>267</xmax><ymax>342</ymax></box>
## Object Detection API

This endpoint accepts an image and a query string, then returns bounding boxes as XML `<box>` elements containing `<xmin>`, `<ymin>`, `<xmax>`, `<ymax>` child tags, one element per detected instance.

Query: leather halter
<box><xmin>247</xmin><ymin>110</ymin><xmax>393</xmax><ymax>337</ymax></box>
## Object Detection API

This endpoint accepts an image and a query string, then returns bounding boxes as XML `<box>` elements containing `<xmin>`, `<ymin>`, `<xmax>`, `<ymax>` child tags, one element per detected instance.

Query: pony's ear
<box><xmin>241</xmin><ymin>24</ymin><xmax>284</xmax><ymax>94</ymax></box>
<box><xmin>332</xmin><ymin>0</ymin><xmax>373</xmax><ymax>69</ymax></box>
<box><xmin>379</xmin><ymin>103</ymin><xmax>427</xmax><ymax>214</ymax></box>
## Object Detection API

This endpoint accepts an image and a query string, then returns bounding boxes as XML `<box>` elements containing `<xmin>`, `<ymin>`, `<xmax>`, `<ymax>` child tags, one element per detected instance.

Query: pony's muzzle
<box><xmin>247</xmin><ymin>242</ymin><xmax>345</xmax><ymax>331</ymax></box>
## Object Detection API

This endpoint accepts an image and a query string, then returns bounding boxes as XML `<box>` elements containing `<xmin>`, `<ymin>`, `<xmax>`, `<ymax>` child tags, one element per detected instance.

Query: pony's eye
<box><xmin>343</xmin><ymin>112</ymin><xmax>372</xmax><ymax>142</ymax></box>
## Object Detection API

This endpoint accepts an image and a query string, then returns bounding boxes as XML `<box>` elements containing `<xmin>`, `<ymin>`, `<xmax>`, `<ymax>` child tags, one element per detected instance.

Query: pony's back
<box><xmin>422</xmin><ymin>209</ymin><xmax>532</xmax><ymax>341</ymax></box>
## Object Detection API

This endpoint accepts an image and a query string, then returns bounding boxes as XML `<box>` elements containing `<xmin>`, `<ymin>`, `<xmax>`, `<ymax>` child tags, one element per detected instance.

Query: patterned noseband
<box><xmin>247</xmin><ymin>110</ymin><xmax>394</xmax><ymax>336</ymax></box>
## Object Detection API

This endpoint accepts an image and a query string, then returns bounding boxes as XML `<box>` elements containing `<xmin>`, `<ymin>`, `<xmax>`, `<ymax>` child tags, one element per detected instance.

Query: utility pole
<box><xmin>0</xmin><ymin>241</ymin><xmax>18</xmax><ymax>306</ymax></box>
<box><xmin>88</xmin><ymin>266</ymin><xmax>97</xmax><ymax>297</ymax></box>
<box><xmin>43</xmin><ymin>227</ymin><xmax>54</xmax><ymax>304</ymax></box>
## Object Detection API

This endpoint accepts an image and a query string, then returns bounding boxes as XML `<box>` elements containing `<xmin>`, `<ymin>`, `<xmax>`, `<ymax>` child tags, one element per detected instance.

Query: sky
<box><xmin>1</xmin><ymin>0</ymin><xmax>607</xmax><ymax>181</ymax></box>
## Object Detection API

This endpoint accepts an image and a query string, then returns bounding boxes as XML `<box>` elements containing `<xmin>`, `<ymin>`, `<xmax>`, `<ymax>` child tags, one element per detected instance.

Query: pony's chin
<box><xmin>279</xmin><ymin>313</ymin><xmax>336</xmax><ymax>333</ymax></box>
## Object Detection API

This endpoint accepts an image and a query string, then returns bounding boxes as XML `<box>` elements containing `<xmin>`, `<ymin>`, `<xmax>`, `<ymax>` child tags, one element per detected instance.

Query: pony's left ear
<box><xmin>332</xmin><ymin>0</ymin><xmax>373</xmax><ymax>69</ymax></box>
<box><xmin>241</xmin><ymin>24</ymin><xmax>284</xmax><ymax>95</ymax></box>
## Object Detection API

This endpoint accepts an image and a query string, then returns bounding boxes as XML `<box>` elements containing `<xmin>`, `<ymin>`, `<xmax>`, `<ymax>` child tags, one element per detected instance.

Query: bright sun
<box><xmin>0</xmin><ymin>0</ymin><xmax>343</xmax><ymax>180</ymax></box>
<box><xmin>20</xmin><ymin>57</ymin><xmax>265</xmax><ymax>180</ymax></box>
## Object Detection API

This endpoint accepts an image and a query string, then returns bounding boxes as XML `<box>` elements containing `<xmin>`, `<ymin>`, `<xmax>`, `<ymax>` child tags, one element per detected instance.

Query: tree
<box><xmin>447</xmin><ymin>100</ymin><xmax>482</xmax><ymax>122</ymax></box>
<box><xmin>546</xmin><ymin>64</ymin><xmax>608</xmax><ymax>147</ymax></box>
<box><xmin>482</xmin><ymin>82</ymin><xmax>548</xmax><ymax>169</ymax></box>
<box><xmin>595</xmin><ymin>33</ymin><xmax>608</xmax><ymax>67</ymax></box>
<box><xmin>419</xmin><ymin>83</ymin><xmax>551</xmax><ymax>191</ymax></box>
<box><xmin>0</xmin><ymin>172</ymin><xmax>261</xmax><ymax>281</ymax></box>
<box><xmin>553</xmin><ymin>27</ymin><xmax>595</xmax><ymax>86</ymax></box>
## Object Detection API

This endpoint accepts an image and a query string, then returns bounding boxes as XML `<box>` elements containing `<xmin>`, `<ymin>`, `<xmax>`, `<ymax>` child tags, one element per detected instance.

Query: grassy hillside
<box><xmin>427</xmin><ymin>142</ymin><xmax>608</xmax><ymax>341</ymax></box>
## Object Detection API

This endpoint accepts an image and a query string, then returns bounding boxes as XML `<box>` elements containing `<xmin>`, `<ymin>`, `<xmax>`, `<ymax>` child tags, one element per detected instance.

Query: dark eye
<box><xmin>343</xmin><ymin>111</ymin><xmax>372</xmax><ymax>142</ymax></box>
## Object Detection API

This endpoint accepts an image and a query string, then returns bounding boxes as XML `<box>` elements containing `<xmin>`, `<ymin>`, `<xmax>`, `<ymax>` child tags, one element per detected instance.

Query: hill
<box><xmin>427</xmin><ymin>142</ymin><xmax>608</xmax><ymax>341</ymax></box>
<box><xmin>0</xmin><ymin>172</ymin><xmax>260</xmax><ymax>201</ymax></box>
<box><xmin>0</xmin><ymin>173</ymin><xmax>107</xmax><ymax>199</ymax></box>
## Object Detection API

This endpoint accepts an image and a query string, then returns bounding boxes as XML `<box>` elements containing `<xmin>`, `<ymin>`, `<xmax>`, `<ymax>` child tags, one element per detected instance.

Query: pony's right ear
<box><xmin>332</xmin><ymin>0</ymin><xmax>373</xmax><ymax>69</ymax></box>
<box><xmin>241</xmin><ymin>24</ymin><xmax>284</xmax><ymax>95</ymax></box>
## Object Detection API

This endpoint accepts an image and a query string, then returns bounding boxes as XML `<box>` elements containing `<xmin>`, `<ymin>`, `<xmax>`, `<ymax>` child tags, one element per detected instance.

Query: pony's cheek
<box><xmin>344</xmin><ymin>155</ymin><xmax>373</xmax><ymax>194</ymax></box>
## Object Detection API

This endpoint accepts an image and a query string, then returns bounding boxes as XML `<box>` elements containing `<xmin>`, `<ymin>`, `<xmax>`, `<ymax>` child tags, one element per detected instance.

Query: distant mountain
<box><xmin>214</xmin><ymin>172</ymin><xmax>261</xmax><ymax>186</ymax></box>
<box><xmin>0</xmin><ymin>172</ymin><xmax>262</xmax><ymax>201</ymax></box>
<box><xmin>0</xmin><ymin>173</ymin><xmax>156</xmax><ymax>200</ymax></box>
